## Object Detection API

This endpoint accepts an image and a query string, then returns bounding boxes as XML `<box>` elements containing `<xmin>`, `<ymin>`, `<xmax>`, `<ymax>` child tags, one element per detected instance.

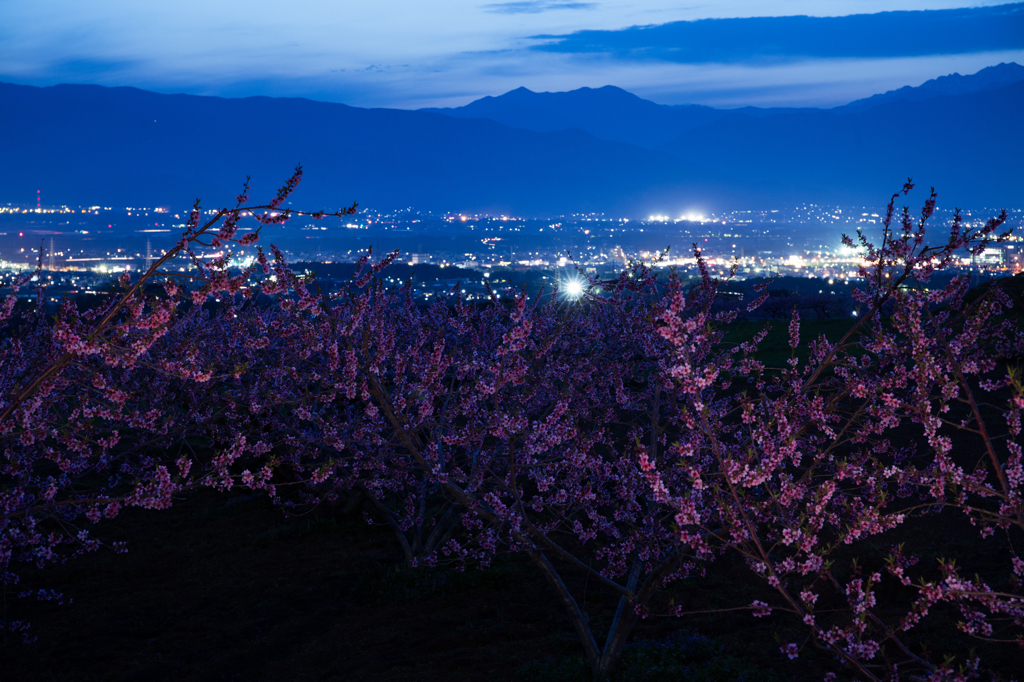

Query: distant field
<box><xmin>721</xmin><ymin>318</ymin><xmax>862</xmax><ymax>369</ymax></box>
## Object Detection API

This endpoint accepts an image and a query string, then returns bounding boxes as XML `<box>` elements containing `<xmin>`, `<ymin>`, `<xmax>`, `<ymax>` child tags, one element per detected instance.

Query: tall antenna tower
<box><xmin>145</xmin><ymin>239</ymin><xmax>154</xmax><ymax>271</ymax></box>
<box><xmin>48</xmin><ymin>237</ymin><xmax>55</xmax><ymax>271</ymax></box>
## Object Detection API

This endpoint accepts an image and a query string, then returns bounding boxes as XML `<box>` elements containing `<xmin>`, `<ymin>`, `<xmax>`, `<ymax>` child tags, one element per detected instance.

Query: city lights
<box><xmin>1</xmin><ymin>202</ymin><xmax>1019</xmax><ymax>301</ymax></box>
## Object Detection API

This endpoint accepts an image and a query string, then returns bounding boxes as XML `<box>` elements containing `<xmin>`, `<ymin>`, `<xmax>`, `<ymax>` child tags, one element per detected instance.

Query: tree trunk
<box><xmin>527</xmin><ymin>550</ymin><xmax>604</xmax><ymax>675</ymax></box>
<box><xmin>527</xmin><ymin>551</ymin><xmax>676</xmax><ymax>681</ymax></box>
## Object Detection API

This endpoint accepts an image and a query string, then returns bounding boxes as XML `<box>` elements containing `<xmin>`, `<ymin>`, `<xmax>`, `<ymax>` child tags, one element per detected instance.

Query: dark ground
<box><xmin>2</xmin><ymin>487</ymin><xmax>832</xmax><ymax>682</ymax></box>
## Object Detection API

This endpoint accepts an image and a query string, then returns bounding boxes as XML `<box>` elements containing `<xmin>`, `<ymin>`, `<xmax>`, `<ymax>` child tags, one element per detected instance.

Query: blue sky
<box><xmin>1</xmin><ymin>1</ymin><xmax>1022</xmax><ymax>109</ymax></box>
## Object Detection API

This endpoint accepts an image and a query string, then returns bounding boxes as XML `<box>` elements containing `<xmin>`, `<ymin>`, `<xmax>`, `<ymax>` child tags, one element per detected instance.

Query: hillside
<box><xmin>0</xmin><ymin>82</ymin><xmax>730</xmax><ymax>216</ymax></box>
<box><xmin>1</xmin><ymin>69</ymin><xmax>1021</xmax><ymax>215</ymax></box>
<box><xmin>657</xmin><ymin>80</ymin><xmax>1024</xmax><ymax>208</ymax></box>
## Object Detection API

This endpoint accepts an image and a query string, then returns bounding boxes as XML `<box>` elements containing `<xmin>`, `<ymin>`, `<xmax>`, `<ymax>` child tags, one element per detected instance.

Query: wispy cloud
<box><xmin>531</xmin><ymin>3</ymin><xmax>1024</xmax><ymax>62</ymax></box>
<box><xmin>483</xmin><ymin>1</ymin><xmax>597</xmax><ymax>15</ymax></box>
<box><xmin>2</xmin><ymin>1</ymin><xmax>1022</xmax><ymax>111</ymax></box>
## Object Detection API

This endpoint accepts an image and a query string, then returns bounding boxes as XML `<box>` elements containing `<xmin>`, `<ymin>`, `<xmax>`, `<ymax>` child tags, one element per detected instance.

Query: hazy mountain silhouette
<box><xmin>657</xmin><ymin>80</ymin><xmax>1024</xmax><ymax>208</ymax></box>
<box><xmin>1</xmin><ymin>66</ymin><xmax>1020</xmax><ymax>217</ymax></box>
<box><xmin>0</xmin><ymin>82</ymin><xmax>737</xmax><ymax>216</ymax></box>
<box><xmin>425</xmin><ymin>63</ymin><xmax>1024</xmax><ymax>149</ymax></box>
<box><xmin>835</xmin><ymin>62</ymin><xmax>1024</xmax><ymax>113</ymax></box>
<box><xmin>422</xmin><ymin>86</ymin><xmax>821</xmax><ymax>149</ymax></box>
<box><xmin>421</xmin><ymin>86</ymin><xmax>728</xmax><ymax>149</ymax></box>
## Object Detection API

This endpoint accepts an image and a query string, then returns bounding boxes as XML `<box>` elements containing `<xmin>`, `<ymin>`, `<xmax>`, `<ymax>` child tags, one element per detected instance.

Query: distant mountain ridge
<box><xmin>0</xmin><ymin>82</ymin><xmax>733</xmax><ymax>216</ymax></box>
<box><xmin>423</xmin><ymin>63</ymin><xmax>1024</xmax><ymax>149</ymax></box>
<box><xmin>656</xmin><ymin>79</ymin><xmax>1023</xmax><ymax>210</ymax></box>
<box><xmin>835</xmin><ymin>62</ymin><xmax>1024</xmax><ymax>112</ymax></box>
<box><xmin>0</xmin><ymin>65</ymin><xmax>1021</xmax><ymax>216</ymax></box>
<box><xmin>421</xmin><ymin>86</ymin><xmax>727</xmax><ymax>149</ymax></box>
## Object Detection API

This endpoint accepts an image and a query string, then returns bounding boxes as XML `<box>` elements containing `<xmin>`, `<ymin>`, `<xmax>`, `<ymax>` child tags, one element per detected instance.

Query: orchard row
<box><xmin>2</xmin><ymin>169</ymin><xmax>1021</xmax><ymax>681</ymax></box>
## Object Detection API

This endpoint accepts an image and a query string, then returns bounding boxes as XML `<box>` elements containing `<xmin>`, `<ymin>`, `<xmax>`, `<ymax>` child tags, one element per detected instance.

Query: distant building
<box><xmin>974</xmin><ymin>246</ymin><xmax>1006</xmax><ymax>267</ymax></box>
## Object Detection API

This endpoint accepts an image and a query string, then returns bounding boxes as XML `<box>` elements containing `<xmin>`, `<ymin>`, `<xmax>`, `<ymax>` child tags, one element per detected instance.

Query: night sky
<box><xmin>3</xmin><ymin>1</ymin><xmax>1024</xmax><ymax>108</ymax></box>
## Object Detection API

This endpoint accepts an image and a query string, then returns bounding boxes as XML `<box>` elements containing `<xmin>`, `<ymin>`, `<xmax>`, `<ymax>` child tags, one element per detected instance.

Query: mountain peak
<box><xmin>836</xmin><ymin>62</ymin><xmax>1024</xmax><ymax>113</ymax></box>
<box><xmin>490</xmin><ymin>84</ymin><xmax>637</xmax><ymax>101</ymax></box>
<box><xmin>920</xmin><ymin>62</ymin><xmax>1024</xmax><ymax>94</ymax></box>
<box><xmin>421</xmin><ymin>83</ymin><xmax>724</xmax><ymax>148</ymax></box>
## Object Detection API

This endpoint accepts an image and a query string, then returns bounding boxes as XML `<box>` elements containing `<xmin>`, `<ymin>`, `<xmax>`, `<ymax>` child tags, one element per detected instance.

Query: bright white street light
<box><xmin>564</xmin><ymin>278</ymin><xmax>585</xmax><ymax>300</ymax></box>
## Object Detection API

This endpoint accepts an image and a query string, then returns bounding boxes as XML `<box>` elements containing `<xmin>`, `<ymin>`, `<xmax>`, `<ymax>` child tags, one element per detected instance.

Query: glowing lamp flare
<box><xmin>563</xmin><ymin>278</ymin><xmax>585</xmax><ymax>299</ymax></box>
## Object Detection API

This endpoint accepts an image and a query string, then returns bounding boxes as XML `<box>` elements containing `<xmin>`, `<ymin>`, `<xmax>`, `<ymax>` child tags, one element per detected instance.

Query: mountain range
<box><xmin>424</xmin><ymin>63</ymin><xmax>1024</xmax><ymax>149</ymax></box>
<box><xmin>1</xmin><ymin>63</ymin><xmax>1021</xmax><ymax>216</ymax></box>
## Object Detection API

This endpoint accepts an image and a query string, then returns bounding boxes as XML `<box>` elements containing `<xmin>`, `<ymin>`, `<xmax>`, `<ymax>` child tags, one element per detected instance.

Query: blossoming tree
<box><xmin>3</xmin><ymin>172</ymin><xmax>1021</xmax><ymax>681</ymax></box>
